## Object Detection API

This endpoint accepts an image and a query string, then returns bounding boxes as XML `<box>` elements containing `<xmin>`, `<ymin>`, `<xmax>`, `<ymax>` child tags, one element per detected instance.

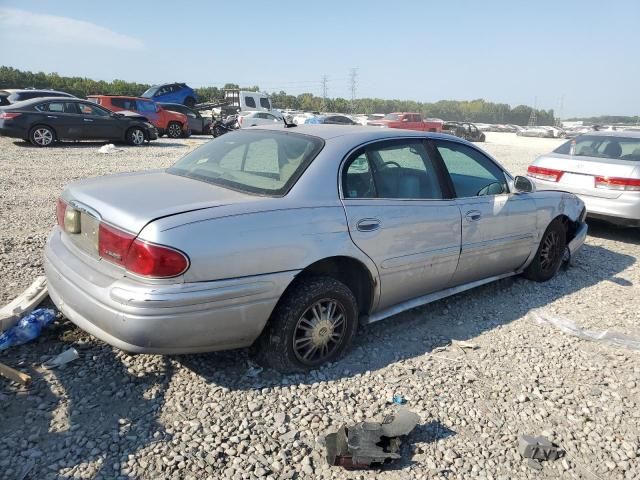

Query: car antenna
<box><xmin>282</xmin><ymin>114</ymin><xmax>297</xmax><ymax>128</ymax></box>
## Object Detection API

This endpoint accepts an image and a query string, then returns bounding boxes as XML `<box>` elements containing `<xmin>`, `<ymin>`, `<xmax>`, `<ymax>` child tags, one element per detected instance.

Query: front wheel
<box><xmin>252</xmin><ymin>277</ymin><xmax>359</xmax><ymax>372</ymax></box>
<box><xmin>523</xmin><ymin>218</ymin><xmax>567</xmax><ymax>282</ymax></box>
<box><xmin>126</xmin><ymin>127</ymin><xmax>145</xmax><ymax>146</ymax></box>
<box><xmin>167</xmin><ymin>122</ymin><xmax>182</xmax><ymax>138</ymax></box>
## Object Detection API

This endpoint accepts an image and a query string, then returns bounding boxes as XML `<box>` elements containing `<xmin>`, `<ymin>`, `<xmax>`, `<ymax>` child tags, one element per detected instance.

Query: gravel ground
<box><xmin>1</xmin><ymin>132</ymin><xmax>639</xmax><ymax>480</ymax></box>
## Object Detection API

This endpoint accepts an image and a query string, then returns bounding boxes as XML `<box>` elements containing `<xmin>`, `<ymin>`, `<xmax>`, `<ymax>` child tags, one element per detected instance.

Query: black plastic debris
<box><xmin>324</xmin><ymin>409</ymin><xmax>420</xmax><ymax>469</ymax></box>
<box><xmin>518</xmin><ymin>435</ymin><xmax>563</xmax><ymax>461</ymax></box>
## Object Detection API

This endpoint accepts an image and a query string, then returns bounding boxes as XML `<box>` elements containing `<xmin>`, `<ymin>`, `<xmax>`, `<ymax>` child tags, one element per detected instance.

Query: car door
<box><xmin>35</xmin><ymin>101</ymin><xmax>79</xmax><ymax>139</ymax></box>
<box><xmin>76</xmin><ymin>102</ymin><xmax>121</xmax><ymax>139</ymax></box>
<box><xmin>432</xmin><ymin>139</ymin><xmax>538</xmax><ymax>285</ymax></box>
<box><xmin>341</xmin><ymin>139</ymin><xmax>461</xmax><ymax>310</ymax></box>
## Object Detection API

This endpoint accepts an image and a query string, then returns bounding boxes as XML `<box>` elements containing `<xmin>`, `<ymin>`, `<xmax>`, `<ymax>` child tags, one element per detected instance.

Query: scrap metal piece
<box><xmin>518</xmin><ymin>435</ymin><xmax>563</xmax><ymax>461</ymax></box>
<box><xmin>0</xmin><ymin>276</ymin><xmax>48</xmax><ymax>332</ymax></box>
<box><xmin>324</xmin><ymin>409</ymin><xmax>420</xmax><ymax>468</ymax></box>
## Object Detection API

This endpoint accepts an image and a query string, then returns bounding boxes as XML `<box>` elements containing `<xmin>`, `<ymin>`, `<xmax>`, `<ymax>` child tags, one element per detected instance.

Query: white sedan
<box><xmin>238</xmin><ymin>111</ymin><xmax>282</xmax><ymax>128</ymax></box>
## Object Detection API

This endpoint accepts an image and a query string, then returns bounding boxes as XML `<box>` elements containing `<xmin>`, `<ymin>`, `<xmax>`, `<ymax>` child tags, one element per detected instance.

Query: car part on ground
<box><xmin>323</xmin><ymin>408</ymin><xmax>420</xmax><ymax>468</ymax></box>
<box><xmin>0</xmin><ymin>97</ymin><xmax>157</xmax><ymax>147</ymax></box>
<box><xmin>0</xmin><ymin>276</ymin><xmax>48</xmax><ymax>332</ymax></box>
<box><xmin>44</xmin><ymin>126</ymin><xmax>587</xmax><ymax>371</ymax></box>
<box><xmin>518</xmin><ymin>435</ymin><xmax>564</xmax><ymax>461</ymax></box>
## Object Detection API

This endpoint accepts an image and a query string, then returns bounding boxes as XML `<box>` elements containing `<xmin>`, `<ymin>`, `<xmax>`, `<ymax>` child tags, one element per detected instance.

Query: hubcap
<box><xmin>132</xmin><ymin>129</ymin><xmax>144</xmax><ymax>145</ymax></box>
<box><xmin>34</xmin><ymin>128</ymin><xmax>53</xmax><ymax>145</ymax></box>
<box><xmin>293</xmin><ymin>299</ymin><xmax>346</xmax><ymax>364</ymax></box>
<box><xmin>540</xmin><ymin>231</ymin><xmax>560</xmax><ymax>271</ymax></box>
<box><xmin>168</xmin><ymin>124</ymin><xmax>181</xmax><ymax>137</ymax></box>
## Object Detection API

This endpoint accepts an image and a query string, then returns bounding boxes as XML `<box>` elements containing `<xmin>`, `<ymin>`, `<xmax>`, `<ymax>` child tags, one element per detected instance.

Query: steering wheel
<box><xmin>383</xmin><ymin>161</ymin><xmax>401</xmax><ymax>168</ymax></box>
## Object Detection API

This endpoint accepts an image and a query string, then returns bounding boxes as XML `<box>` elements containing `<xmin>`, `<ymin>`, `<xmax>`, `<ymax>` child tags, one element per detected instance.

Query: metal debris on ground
<box><xmin>518</xmin><ymin>435</ymin><xmax>564</xmax><ymax>461</ymax></box>
<box><xmin>43</xmin><ymin>347</ymin><xmax>79</xmax><ymax>369</ymax></box>
<box><xmin>392</xmin><ymin>394</ymin><xmax>407</xmax><ymax>405</ymax></box>
<box><xmin>0</xmin><ymin>361</ymin><xmax>31</xmax><ymax>385</ymax></box>
<box><xmin>323</xmin><ymin>408</ymin><xmax>420</xmax><ymax>469</ymax></box>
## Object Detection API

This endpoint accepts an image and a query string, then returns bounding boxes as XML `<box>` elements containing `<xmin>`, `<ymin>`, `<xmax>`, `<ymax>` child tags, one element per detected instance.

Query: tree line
<box><xmin>1</xmin><ymin>66</ymin><xmax>556</xmax><ymax>125</ymax></box>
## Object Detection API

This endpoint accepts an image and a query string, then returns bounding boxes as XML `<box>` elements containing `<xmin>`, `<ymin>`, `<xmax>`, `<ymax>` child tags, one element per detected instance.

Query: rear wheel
<box><xmin>126</xmin><ymin>127</ymin><xmax>145</xmax><ymax>146</ymax></box>
<box><xmin>29</xmin><ymin>125</ymin><xmax>55</xmax><ymax>147</ymax></box>
<box><xmin>167</xmin><ymin>122</ymin><xmax>182</xmax><ymax>138</ymax></box>
<box><xmin>252</xmin><ymin>277</ymin><xmax>359</xmax><ymax>372</ymax></box>
<box><xmin>523</xmin><ymin>218</ymin><xmax>567</xmax><ymax>282</ymax></box>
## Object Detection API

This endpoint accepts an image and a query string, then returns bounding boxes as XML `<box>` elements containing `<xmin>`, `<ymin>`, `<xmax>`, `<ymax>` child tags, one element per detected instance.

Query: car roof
<box><xmin>2</xmin><ymin>97</ymin><xmax>94</xmax><ymax>108</ymax></box>
<box><xmin>253</xmin><ymin>124</ymin><xmax>473</xmax><ymax>143</ymax></box>
<box><xmin>88</xmin><ymin>95</ymin><xmax>152</xmax><ymax>101</ymax></box>
<box><xmin>576</xmin><ymin>130</ymin><xmax>640</xmax><ymax>139</ymax></box>
<box><xmin>3</xmin><ymin>89</ymin><xmax>72</xmax><ymax>94</ymax></box>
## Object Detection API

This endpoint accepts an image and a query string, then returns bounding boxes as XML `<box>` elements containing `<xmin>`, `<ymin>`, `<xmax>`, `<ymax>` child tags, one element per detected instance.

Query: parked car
<box><xmin>238</xmin><ymin>110</ymin><xmax>283</xmax><ymax>128</ymax></box>
<box><xmin>442</xmin><ymin>121</ymin><xmax>485</xmax><ymax>142</ymax></box>
<box><xmin>304</xmin><ymin>114</ymin><xmax>358</xmax><ymax>125</ymax></box>
<box><xmin>0</xmin><ymin>88</ymin><xmax>76</xmax><ymax>104</ymax></box>
<box><xmin>368</xmin><ymin>112</ymin><xmax>443</xmax><ymax>132</ymax></box>
<box><xmin>0</xmin><ymin>97</ymin><xmax>157</xmax><ymax>147</ymax></box>
<box><xmin>527</xmin><ymin>131</ymin><xmax>640</xmax><ymax>226</ymax></box>
<box><xmin>517</xmin><ymin>126</ymin><xmax>554</xmax><ymax>138</ymax></box>
<box><xmin>88</xmin><ymin>95</ymin><xmax>189</xmax><ymax>138</ymax></box>
<box><xmin>142</xmin><ymin>83</ymin><xmax>198</xmax><ymax>107</ymax></box>
<box><xmin>45</xmin><ymin>125</ymin><xmax>587</xmax><ymax>371</ymax></box>
<box><xmin>159</xmin><ymin>102</ymin><xmax>211</xmax><ymax>135</ymax></box>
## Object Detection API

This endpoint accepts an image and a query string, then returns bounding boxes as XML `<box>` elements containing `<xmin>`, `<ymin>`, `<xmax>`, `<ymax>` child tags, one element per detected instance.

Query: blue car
<box><xmin>142</xmin><ymin>83</ymin><xmax>198</xmax><ymax>107</ymax></box>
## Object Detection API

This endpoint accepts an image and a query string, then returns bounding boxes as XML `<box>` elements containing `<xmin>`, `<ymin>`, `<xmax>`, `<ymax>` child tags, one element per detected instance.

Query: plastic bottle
<box><xmin>0</xmin><ymin>308</ymin><xmax>56</xmax><ymax>351</ymax></box>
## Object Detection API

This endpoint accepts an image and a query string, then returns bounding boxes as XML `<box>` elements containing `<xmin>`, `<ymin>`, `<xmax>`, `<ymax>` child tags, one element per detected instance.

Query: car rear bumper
<box><xmin>0</xmin><ymin>123</ymin><xmax>26</xmax><ymax>139</ymax></box>
<box><xmin>529</xmin><ymin>178</ymin><xmax>640</xmax><ymax>223</ymax></box>
<box><xmin>44</xmin><ymin>228</ymin><xmax>297</xmax><ymax>354</ymax></box>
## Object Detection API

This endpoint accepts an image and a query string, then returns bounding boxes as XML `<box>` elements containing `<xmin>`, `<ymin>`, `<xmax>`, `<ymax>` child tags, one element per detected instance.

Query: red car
<box><xmin>368</xmin><ymin>112</ymin><xmax>443</xmax><ymax>132</ymax></box>
<box><xmin>88</xmin><ymin>95</ymin><xmax>189</xmax><ymax>138</ymax></box>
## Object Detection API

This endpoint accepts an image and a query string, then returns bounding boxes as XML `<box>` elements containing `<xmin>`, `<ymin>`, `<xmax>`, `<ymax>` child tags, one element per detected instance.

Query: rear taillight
<box><xmin>125</xmin><ymin>239</ymin><xmax>189</xmax><ymax>277</ymax></box>
<box><xmin>56</xmin><ymin>198</ymin><xmax>67</xmax><ymax>227</ymax></box>
<box><xmin>527</xmin><ymin>165</ymin><xmax>564</xmax><ymax>182</ymax></box>
<box><xmin>0</xmin><ymin>112</ymin><xmax>21</xmax><ymax>119</ymax></box>
<box><xmin>595</xmin><ymin>176</ymin><xmax>640</xmax><ymax>191</ymax></box>
<box><xmin>98</xmin><ymin>223</ymin><xmax>188</xmax><ymax>277</ymax></box>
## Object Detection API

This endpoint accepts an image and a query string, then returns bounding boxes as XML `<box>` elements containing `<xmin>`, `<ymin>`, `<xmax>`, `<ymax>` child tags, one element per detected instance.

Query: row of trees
<box><xmin>1</xmin><ymin>66</ymin><xmax>555</xmax><ymax>125</ymax></box>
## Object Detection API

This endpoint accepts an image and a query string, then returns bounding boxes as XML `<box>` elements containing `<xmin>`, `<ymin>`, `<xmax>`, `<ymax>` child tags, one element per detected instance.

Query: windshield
<box><xmin>554</xmin><ymin>135</ymin><xmax>640</xmax><ymax>160</ymax></box>
<box><xmin>168</xmin><ymin>130</ymin><xmax>324</xmax><ymax>195</ymax></box>
<box><xmin>142</xmin><ymin>87</ymin><xmax>158</xmax><ymax>97</ymax></box>
<box><xmin>383</xmin><ymin>114</ymin><xmax>400</xmax><ymax>121</ymax></box>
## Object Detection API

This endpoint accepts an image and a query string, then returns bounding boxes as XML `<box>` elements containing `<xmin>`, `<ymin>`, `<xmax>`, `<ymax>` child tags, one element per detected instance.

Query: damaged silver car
<box><xmin>45</xmin><ymin>125</ymin><xmax>587</xmax><ymax>371</ymax></box>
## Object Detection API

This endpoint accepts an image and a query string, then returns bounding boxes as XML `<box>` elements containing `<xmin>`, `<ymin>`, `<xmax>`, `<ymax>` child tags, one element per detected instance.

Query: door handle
<box><xmin>83</xmin><ymin>118</ymin><xmax>93</xmax><ymax>122</ymax></box>
<box><xmin>356</xmin><ymin>218</ymin><xmax>381</xmax><ymax>232</ymax></box>
<box><xmin>465</xmin><ymin>210</ymin><xmax>482</xmax><ymax>222</ymax></box>
<box><xmin>46</xmin><ymin>115</ymin><xmax>58</xmax><ymax>119</ymax></box>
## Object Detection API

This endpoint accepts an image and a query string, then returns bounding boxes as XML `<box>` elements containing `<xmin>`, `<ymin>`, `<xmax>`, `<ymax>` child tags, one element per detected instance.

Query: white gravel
<box><xmin>0</xmin><ymin>132</ymin><xmax>639</xmax><ymax>480</ymax></box>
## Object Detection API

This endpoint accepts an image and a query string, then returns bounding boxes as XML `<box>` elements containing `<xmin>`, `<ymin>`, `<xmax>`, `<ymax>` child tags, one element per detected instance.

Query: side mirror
<box><xmin>514</xmin><ymin>175</ymin><xmax>535</xmax><ymax>193</ymax></box>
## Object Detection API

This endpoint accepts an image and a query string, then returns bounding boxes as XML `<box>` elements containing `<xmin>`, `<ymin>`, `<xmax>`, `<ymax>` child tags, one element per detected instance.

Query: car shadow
<box><xmin>586</xmin><ymin>218</ymin><xmax>640</xmax><ymax>246</ymax></box>
<box><xmin>12</xmin><ymin>140</ymin><xmax>188</xmax><ymax>149</ymax></box>
<box><xmin>177</xmin><ymin>244</ymin><xmax>634</xmax><ymax>391</ymax></box>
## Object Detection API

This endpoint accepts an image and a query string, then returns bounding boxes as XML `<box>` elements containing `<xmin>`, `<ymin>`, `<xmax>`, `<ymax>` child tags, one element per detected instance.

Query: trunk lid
<box><xmin>535</xmin><ymin>153</ymin><xmax>640</xmax><ymax>199</ymax></box>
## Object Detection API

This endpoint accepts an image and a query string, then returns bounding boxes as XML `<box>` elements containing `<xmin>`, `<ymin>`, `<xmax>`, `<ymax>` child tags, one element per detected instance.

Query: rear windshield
<box><xmin>168</xmin><ymin>130</ymin><xmax>324</xmax><ymax>196</ymax></box>
<box><xmin>554</xmin><ymin>135</ymin><xmax>640</xmax><ymax>160</ymax></box>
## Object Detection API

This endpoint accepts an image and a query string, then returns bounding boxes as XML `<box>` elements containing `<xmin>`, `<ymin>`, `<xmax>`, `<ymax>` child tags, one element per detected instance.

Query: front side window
<box><xmin>137</xmin><ymin>100</ymin><xmax>156</xmax><ymax>113</ymax></box>
<box><xmin>168</xmin><ymin>130</ymin><xmax>324</xmax><ymax>196</ymax></box>
<box><xmin>78</xmin><ymin>103</ymin><xmax>110</xmax><ymax>116</ymax></box>
<box><xmin>343</xmin><ymin>140</ymin><xmax>443</xmax><ymax>200</ymax></box>
<box><xmin>245</xmin><ymin>96</ymin><xmax>257</xmax><ymax>108</ymax></box>
<box><xmin>434</xmin><ymin>140</ymin><xmax>508</xmax><ymax>197</ymax></box>
<box><xmin>142</xmin><ymin>87</ymin><xmax>158</xmax><ymax>97</ymax></box>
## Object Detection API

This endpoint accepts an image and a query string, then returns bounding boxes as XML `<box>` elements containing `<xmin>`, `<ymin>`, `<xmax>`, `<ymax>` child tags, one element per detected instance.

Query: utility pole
<box><xmin>349</xmin><ymin>68</ymin><xmax>358</xmax><ymax>113</ymax></box>
<box><xmin>321</xmin><ymin>75</ymin><xmax>328</xmax><ymax>112</ymax></box>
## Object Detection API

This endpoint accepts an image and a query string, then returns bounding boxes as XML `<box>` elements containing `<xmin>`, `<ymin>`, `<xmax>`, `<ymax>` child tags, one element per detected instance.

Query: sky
<box><xmin>0</xmin><ymin>0</ymin><xmax>638</xmax><ymax>117</ymax></box>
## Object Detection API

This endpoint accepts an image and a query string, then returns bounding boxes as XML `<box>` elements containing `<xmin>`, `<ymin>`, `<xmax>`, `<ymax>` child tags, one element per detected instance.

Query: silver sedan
<box><xmin>45</xmin><ymin>126</ymin><xmax>587</xmax><ymax>371</ymax></box>
<box><xmin>527</xmin><ymin>131</ymin><xmax>640</xmax><ymax>227</ymax></box>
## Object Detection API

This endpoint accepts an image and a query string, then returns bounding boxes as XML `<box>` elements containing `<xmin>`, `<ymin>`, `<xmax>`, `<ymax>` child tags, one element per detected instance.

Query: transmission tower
<box><xmin>349</xmin><ymin>68</ymin><xmax>358</xmax><ymax>113</ymax></box>
<box><xmin>527</xmin><ymin>96</ymin><xmax>538</xmax><ymax>127</ymax></box>
<box><xmin>321</xmin><ymin>75</ymin><xmax>328</xmax><ymax>112</ymax></box>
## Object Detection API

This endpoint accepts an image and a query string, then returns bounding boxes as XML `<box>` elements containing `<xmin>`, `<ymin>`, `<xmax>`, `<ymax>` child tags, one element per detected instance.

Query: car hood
<box><xmin>64</xmin><ymin>169</ymin><xmax>254</xmax><ymax>234</ymax></box>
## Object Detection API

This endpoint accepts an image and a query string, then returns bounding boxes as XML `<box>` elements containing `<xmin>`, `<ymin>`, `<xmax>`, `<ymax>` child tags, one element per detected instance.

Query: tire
<box><xmin>29</xmin><ymin>125</ymin><xmax>55</xmax><ymax>147</ymax></box>
<box><xmin>126</xmin><ymin>127</ymin><xmax>146</xmax><ymax>146</ymax></box>
<box><xmin>184</xmin><ymin>97</ymin><xmax>196</xmax><ymax>108</ymax></box>
<box><xmin>252</xmin><ymin>276</ymin><xmax>359</xmax><ymax>372</ymax></box>
<box><xmin>167</xmin><ymin>122</ymin><xmax>182</xmax><ymax>138</ymax></box>
<box><xmin>523</xmin><ymin>218</ymin><xmax>567</xmax><ymax>282</ymax></box>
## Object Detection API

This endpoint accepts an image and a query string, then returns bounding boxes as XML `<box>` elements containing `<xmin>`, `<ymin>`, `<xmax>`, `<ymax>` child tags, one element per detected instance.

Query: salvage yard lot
<box><xmin>1</xmin><ymin>132</ymin><xmax>639</xmax><ymax>479</ymax></box>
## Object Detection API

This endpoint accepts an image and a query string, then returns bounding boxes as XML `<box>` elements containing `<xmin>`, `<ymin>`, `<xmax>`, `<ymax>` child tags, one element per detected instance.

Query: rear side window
<box><xmin>111</xmin><ymin>98</ymin><xmax>138</xmax><ymax>110</ymax></box>
<box><xmin>260</xmin><ymin>98</ymin><xmax>271</xmax><ymax>109</ymax></box>
<box><xmin>245</xmin><ymin>96</ymin><xmax>256</xmax><ymax>108</ymax></box>
<box><xmin>36</xmin><ymin>102</ymin><xmax>75</xmax><ymax>113</ymax></box>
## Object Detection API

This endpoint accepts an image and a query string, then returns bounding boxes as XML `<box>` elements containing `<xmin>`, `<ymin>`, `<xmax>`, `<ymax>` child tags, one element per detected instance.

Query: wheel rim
<box><xmin>540</xmin><ymin>230</ymin><xmax>560</xmax><ymax>272</ymax></box>
<box><xmin>34</xmin><ymin>128</ymin><xmax>53</xmax><ymax>146</ymax></box>
<box><xmin>293</xmin><ymin>298</ymin><xmax>347</xmax><ymax>365</ymax></box>
<box><xmin>131</xmin><ymin>129</ymin><xmax>144</xmax><ymax>145</ymax></box>
<box><xmin>168</xmin><ymin>124</ymin><xmax>181</xmax><ymax>137</ymax></box>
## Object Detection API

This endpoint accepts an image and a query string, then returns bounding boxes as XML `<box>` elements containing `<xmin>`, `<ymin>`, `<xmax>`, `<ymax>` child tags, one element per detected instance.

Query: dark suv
<box><xmin>0</xmin><ymin>89</ymin><xmax>76</xmax><ymax>105</ymax></box>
